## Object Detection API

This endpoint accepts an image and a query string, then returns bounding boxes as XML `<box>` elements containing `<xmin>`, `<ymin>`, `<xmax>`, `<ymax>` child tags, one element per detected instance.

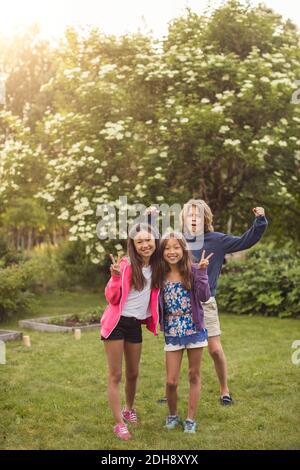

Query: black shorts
<box><xmin>101</xmin><ymin>316</ymin><xmax>143</xmax><ymax>343</ymax></box>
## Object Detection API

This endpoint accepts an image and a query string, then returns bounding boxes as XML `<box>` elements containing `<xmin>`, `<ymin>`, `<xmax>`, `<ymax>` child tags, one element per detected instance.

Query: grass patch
<box><xmin>0</xmin><ymin>292</ymin><xmax>300</xmax><ymax>450</ymax></box>
<box><xmin>0</xmin><ymin>291</ymin><xmax>102</xmax><ymax>330</ymax></box>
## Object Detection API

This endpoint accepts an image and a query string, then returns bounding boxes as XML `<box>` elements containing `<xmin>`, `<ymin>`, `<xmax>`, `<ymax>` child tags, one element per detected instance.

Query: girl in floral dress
<box><xmin>158</xmin><ymin>232</ymin><xmax>212</xmax><ymax>433</ymax></box>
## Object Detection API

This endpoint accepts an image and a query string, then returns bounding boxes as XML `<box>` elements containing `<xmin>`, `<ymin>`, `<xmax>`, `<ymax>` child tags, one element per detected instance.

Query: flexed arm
<box><xmin>221</xmin><ymin>207</ymin><xmax>268</xmax><ymax>254</ymax></box>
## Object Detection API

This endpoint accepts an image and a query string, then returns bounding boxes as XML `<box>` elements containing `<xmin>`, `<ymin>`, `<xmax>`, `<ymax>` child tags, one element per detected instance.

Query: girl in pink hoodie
<box><xmin>101</xmin><ymin>223</ymin><xmax>160</xmax><ymax>441</ymax></box>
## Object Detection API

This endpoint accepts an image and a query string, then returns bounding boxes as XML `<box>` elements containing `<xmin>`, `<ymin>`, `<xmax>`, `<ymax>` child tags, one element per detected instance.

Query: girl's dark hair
<box><xmin>127</xmin><ymin>223</ymin><xmax>160</xmax><ymax>290</ymax></box>
<box><xmin>158</xmin><ymin>232</ymin><xmax>193</xmax><ymax>290</ymax></box>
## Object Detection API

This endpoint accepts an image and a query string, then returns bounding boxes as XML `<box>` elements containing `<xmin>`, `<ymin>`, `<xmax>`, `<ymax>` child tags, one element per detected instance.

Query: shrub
<box><xmin>22</xmin><ymin>244</ymin><xmax>61</xmax><ymax>293</ymax></box>
<box><xmin>0</xmin><ymin>233</ymin><xmax>25</xmax><ymax>267</ymax></box>
<box><xmin>0</xmin><ymin>264</ymin><xmax>34</xmax><ymax>321</ymax></box>
<box><xmin>55</xmin><ymin>240</ymin><xmax>104</xmax><ymax>291</ymax></box>
<box><xmin>218</xmin><ymin>243</ymin><xmax>300</xmax><ymax>318</ymax></box>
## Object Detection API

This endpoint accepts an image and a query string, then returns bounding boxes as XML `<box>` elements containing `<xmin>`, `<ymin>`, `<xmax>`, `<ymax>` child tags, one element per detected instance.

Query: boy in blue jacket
<box><xmin>181</xmin><ymin>200</ymin><xmax>268</xmax><ymax>405</ymax></box>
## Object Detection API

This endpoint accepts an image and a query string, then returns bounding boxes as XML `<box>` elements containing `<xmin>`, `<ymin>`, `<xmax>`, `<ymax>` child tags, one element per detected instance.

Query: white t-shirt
<box><xmin>122</xmin><ymin>266</ymin><xmax>152</xmax><ymax>320</ymax></box>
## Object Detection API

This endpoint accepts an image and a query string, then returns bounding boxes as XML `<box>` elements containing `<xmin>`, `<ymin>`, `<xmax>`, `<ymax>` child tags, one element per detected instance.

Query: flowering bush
<box><xmin>1</xmin><ymin>0</ymin><xmax>300</xmax><ymax>265</ymax></box>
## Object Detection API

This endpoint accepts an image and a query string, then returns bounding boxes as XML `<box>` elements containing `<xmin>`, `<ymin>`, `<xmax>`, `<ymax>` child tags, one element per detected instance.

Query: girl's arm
<box><xmin>104</xmin><ymin>254</ymin><xmax>123</xmax><ymax>305</ymax></box>
<box><xmin>105</xmin><ymin>274</ymin><xmax>122</xmax><ymax>305</ymax></box>
<box><xmin>193</xmin><ymin>266</ymin><xmax>211</xmax><ymax>302</ymax></box>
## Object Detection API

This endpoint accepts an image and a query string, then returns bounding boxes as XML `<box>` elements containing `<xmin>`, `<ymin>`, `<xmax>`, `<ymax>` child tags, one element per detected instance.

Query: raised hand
<box><xmin>252</xmin><ymin>207</ymin><xmax>265</xmax><ymax>217</ymax></box>
<box><xmin>109</xmin><ymin>253</ymin><xmax>121</xmax><ymax>276</ymax></box>
<box><xmin>198</xmin><ymin>250</ymin><xmax>214</xmax><ymax>269</ymax></box>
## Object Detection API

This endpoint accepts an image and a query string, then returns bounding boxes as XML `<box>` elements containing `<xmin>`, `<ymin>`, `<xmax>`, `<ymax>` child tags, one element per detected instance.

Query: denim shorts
<box><xmin>101</xmin><ymin>316</ymin><xmax>142</xmax><ymax>343</ymax></box>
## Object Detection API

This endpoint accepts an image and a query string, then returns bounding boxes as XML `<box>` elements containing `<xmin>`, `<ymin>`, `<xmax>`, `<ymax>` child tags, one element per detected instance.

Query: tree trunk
<box><xmin>227</xmin><ymin>215</ymin><xmax>232</xmax><ymax>234</ymax></box>
<box><xmin>52</xmin><ymin>228</ymin><xmax>57</xmax><ymax>245</ymax></box>
<box><xmin>16</xmin><ymin>229</ymin><xmax>20</xmax><ymax>250</ymax></box>
<box><xmin>27</xmin><ymin>229</ymin><xmax>33</xmax><ymax>250</ymax></box>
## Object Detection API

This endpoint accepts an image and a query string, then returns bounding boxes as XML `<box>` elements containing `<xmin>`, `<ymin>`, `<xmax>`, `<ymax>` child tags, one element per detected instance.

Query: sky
<box><xmin>0</xmin><ymin>0</ymin><xmax>299</xmax><ymax>40</ymax></box>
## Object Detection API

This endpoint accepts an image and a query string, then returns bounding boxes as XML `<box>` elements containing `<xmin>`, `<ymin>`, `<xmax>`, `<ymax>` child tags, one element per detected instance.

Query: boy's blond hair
<box><xmin>180</xmin><ymin>199</ymin><xmax>214</xmax><ymax>233</ymax></box>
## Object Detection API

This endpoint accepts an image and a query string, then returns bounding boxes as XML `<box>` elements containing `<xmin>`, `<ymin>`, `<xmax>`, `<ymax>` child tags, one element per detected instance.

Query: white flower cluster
<box><xmin>224</xmin><ymin>139</ymin><xmax>241</xmax><ymax>147</ymax></box>
<box><xmin>99</xmin><ymin>120</ymin><xmax>129</xmax><ymax>141</ymax></box>
<box><xmin>98</xmin><ymin>64</ymin><xmax>117</xmax><ymax>77</ymax></box>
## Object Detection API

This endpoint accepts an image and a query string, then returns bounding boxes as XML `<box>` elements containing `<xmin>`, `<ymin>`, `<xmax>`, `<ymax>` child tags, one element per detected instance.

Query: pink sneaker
<box><xmin>122</xmin><ymin>408</ymin><xmax>138</xmax><ymax>425</ymax></box>
<box><xmin>113</xmin><ymin>422</ymin><xmax>132</xmax><ymax>441</ymax></box>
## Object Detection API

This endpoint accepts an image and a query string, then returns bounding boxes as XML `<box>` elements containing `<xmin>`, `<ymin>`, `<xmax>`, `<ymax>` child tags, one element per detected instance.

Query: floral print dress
<box><xmin>163</xmin><ymin>280</ymin><xmax>208</xmax><ymax>346</ymax></box>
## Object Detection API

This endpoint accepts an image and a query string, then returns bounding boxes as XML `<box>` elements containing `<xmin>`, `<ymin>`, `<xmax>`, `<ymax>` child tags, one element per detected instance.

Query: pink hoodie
<box><xmin>100</xmin><ymin>257</ymin><xmax>160</xmax><ymax>339</ymax></box>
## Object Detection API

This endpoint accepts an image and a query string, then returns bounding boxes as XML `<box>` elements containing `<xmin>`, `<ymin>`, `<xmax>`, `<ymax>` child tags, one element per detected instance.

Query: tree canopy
<box><xmin>0</xmin><ymin>0</ymin><xmax>299</xmax><ymax>261</ymax></box>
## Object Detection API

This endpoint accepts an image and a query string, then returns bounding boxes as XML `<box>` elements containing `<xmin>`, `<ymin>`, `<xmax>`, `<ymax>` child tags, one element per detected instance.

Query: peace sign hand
<box><xmin>198</xmin><ymin>250</ymin><xmax>214</xmax><ymax>269</ymax></box>
<box><xmin>109</xmin><ymin>253</ymin><xmax>121</xmax><ymax>276</ymax></box>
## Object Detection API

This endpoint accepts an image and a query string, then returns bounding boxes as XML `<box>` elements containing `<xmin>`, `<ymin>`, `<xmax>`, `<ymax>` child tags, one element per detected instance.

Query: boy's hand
<box><xmin>198</xmin><ymin>250</ymin><xmax>214</xmax><ymax>269</ymax></box>
<box><xmin>109</xmin><ymin>254</ymin><xmax>121</xmax><ymax>276</ymax></box>
<box><xmin>252</xmin><ymin>207</ymin><xmax>265</xmax><ymax>217</ymax></box>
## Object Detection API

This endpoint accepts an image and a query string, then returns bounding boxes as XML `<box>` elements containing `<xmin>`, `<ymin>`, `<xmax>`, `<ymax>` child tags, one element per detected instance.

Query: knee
<box><xmin>126</xmin><ymin>370</ymin><xmax>139</xmax><ymax>382</ymax></box>
<box><xmin>166</xmin><ymin>379</ymin><xmax>178</xmax><ymax>390</ymax></box>
<box><xmin>209</xmin><ymin>347</ymin><xmax>223</xmax><ymax>361</ymax></box>
<box><xmin>188</xmin><ymin>370</ymin><xmax>200</xmax><ymax>385</ymax></box>
<box><xmin>109</xmin><ymin>371</ymin><xmax>122</xmax><ymax>385</ymax></box>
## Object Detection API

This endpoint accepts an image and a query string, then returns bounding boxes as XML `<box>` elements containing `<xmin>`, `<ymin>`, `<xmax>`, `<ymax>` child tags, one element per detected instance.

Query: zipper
<box><xmin>155</xmin><ymin>289</ymin><xmax>160</xmax><ymax>336</ymax></box>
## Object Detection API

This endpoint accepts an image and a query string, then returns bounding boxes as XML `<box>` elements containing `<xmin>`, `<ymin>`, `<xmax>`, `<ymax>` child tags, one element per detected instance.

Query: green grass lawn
<box><xmin>1</xmin><ymin>291</ymin><xmax>300</xmax><ymax>450</ymax></box>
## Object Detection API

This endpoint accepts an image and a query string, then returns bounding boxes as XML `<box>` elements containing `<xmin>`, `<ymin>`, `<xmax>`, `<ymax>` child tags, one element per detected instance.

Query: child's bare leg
<box><xmin>124</xmin><ymin>341</ymin><xmax>142</xmax><ymax>410</ymax></box>
<box><xmin>187</xmin><ymin>348</ymin><xmax>203</xmax><ymax>421</ymax></box>
<box><xmin>165</xmin><ymin>350</ymin><xmax>184</xmax><ymax>415</ymax></box>
<box><xmin>208</xmin><ymin>335</ymin><xmax>229</xmax><ymax>396</ymax></box>
<box><xmin>104</xmin><ymin>339</ymin><xmax>124</xmax><ymax>423</ymax></box>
